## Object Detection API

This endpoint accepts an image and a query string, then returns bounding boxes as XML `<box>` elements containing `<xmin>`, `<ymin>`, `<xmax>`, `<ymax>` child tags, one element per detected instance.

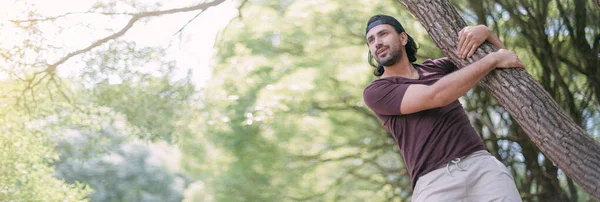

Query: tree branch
<box><xmin>46</xmin><ymin>16</ymin><xmax>138</xmax><ymax>73</ymax></box>
<box><xmin>555</xmin><ymin>0</ymin><xmax>581</xmax><ymax>52</ymax></box>
<box><xmin>45</xmin><ymin>0</ymin><xmax>226</xmax><ymax>74</ymax></box>
<box><xmin>557</xmin><ymin>54</ymin><xmax>586</xmax><ymax>74</ymax></box>
<box><xmin>594</xmin><ymin>34</ymin><xmax>600</xmax><ymax>52</ymax></box>
<box><xmin>311</xmin><ymin>100</ymin><xmax>383</xmax><ymax>129</ymax></box>
<box><xmin>10</xmin><ymin>11</ymin><xmax>134</xmax><ymax>23</ymax></box>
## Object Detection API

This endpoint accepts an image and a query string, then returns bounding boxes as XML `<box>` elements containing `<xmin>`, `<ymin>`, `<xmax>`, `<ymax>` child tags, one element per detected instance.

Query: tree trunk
<box><xmin>395</xmin><ymin>0</ymin><xmax>600</xmax><ymax>199</ymax></box>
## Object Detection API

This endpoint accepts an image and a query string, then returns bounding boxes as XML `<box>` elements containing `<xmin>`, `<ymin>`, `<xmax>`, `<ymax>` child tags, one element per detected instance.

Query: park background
<box><xmin>1</xmin><ymin>0</ymin><xmax>599</xmax><ymax>201</ymax></box>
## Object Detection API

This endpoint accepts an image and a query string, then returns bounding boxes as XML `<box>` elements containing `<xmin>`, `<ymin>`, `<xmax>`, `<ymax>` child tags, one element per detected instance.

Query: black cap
<box><xmin>366</xmin><ymin>14</ymin><xmax>405</xmax><ymax>35</ymax></box>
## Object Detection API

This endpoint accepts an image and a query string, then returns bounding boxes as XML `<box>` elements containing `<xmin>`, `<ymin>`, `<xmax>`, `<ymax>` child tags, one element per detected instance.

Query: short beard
<box><xmin>376</xmin><ymin>47</ymin><xmax>402</xmax><ymax>67</ymax></box>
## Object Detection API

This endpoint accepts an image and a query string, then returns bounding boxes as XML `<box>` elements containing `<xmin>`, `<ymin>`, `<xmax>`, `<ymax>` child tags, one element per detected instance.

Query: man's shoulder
<box><xmin>364</xmin><ymin>77</ymin><xmax>404</xmax><ymax>89</ymax></box>
<box><xmin>363</xmin><ymin>77</ymin><xmax>401</xmax><ymax>97</ymax></box>
<box><xmin>418</xmin><ymin>57</ymin><xmax>456</xmax><ymax>74</ymax></box>
<box><xmin>364</xmin><ymin>78</ymin><xmax>388</xmax><ymax>92</ymax></box>
<box><xmin>420</xmin><ymin>57</ymin><xmax>451</xmax><ymax>67</ymax></box>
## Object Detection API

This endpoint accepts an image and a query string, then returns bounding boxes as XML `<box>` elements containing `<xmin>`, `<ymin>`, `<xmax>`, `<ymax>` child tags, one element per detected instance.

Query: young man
<box><xmin>363</xmin><ymin>14</ymin><xmax>524</xmax><ymax>201</ymax></box>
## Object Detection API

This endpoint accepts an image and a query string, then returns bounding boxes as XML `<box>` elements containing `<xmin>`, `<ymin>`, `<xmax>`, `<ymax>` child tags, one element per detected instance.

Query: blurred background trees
<box><xmin>53</xmin><ymin>126</ymin><xmax>189</xmax><ymax>201</ymax></box>
<box><xmin>1</xmin><ymin>0</ymin><xmax>598</xmax><ymax>201</ymax></box>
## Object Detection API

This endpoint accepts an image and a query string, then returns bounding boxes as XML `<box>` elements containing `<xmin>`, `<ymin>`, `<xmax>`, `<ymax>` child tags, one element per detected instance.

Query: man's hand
<box><xmin>457</xmin><ymin>25</ymin><xmax>492</xmax><ymax>59</ymax></box>
<box><xmin>487</xmin><ymin>49</ymin><xmax>525</xmax><ymax>69</ymax></box>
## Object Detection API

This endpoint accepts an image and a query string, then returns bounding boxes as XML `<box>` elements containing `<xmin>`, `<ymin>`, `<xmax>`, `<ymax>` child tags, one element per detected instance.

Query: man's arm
<box><xmin>457</xmin><ymin>25</ymin><xmax>506</xmax><ymax>59</ymax></box>
<box><xmin>399</xmin><ymin>49</ymin><xmax>524</xmax><ymax>114</ymax></box>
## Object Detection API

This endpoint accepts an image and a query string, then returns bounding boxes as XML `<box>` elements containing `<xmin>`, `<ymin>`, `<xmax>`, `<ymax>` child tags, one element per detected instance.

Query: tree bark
<box><xmin>395</xmin><ymin>0</ymin><xmax>600</xmax><ymax>199</ymax></box>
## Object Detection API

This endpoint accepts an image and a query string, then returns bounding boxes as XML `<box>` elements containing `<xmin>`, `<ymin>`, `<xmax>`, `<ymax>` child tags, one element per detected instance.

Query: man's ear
<box><xmin>400</xmin><ymin>32</ymin><xmax>408</xmax><ymax>46</ymax></box>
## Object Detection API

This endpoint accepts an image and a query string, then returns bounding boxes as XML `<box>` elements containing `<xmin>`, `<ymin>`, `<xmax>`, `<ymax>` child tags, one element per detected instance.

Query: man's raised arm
<box><xmin>400</xmin><ymin>49</ymin><xmax>524</xmax><ymax>114</ymax></box>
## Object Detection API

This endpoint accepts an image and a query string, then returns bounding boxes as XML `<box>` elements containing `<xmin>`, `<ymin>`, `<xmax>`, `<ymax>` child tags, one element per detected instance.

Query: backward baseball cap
<box><xmin>366</xmin><ymin>14</ymin><xmax>406</xmax><ymax>35</ymax></box>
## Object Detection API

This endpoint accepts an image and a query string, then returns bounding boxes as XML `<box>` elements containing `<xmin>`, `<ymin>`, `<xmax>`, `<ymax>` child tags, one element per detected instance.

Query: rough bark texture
<box><xmin>396</xmin><ymin>0</ymin><xmax>600</xmax><ymax>199</ymax></box>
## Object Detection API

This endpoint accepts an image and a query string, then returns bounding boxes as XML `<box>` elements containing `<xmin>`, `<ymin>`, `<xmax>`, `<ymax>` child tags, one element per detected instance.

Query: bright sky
<box><xmin>0</xmin><ymin>0</ymin><xmax>238</xmax><ymax>88</ymax></box>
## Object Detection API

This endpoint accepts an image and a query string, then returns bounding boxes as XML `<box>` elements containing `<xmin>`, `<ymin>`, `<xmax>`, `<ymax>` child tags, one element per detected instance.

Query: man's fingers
<box><xmin>458</xmin><ymin>36</ymin><xmax>469</xmax><ymax>58</ymax></box>
<box><xmin>495</xmin><ymin>50</ymin><xmax>527</xmax><ymax>69</ymax></box>
<box><xmin>516</xmin><ymin>59</ymin><xmax>526</xmax><ymax>68</ymax></box>
<box><xmin>457</xmin><ymin>40</ymin><xmax>465</xmax><ymax>58</ymax></box>
<box><xmin>514</xmin><ymin>54</ymin><xmax>525</xmax><ymax>68</ymax></box>
<box><xmin>462</xmin><ymin>40</ymin><xmax>475</xmax><ymax>58</ymax></box>
<box><xmin>457</xmin><ymin>28</ymin><xmax>467</xmax><ymax>58</ymax></box>
<box><xmin>467</xmin><ymin>44</ymin><xmax>477</xmax><ymax>58</ymax></box>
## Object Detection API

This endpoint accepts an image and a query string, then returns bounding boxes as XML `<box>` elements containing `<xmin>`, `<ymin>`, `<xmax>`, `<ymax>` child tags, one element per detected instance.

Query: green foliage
<box><xmin>78</xmin><ymin>41</ymin><xmax>197</xmax><ymax>141</ymax></box>
<box><xmin>54</xmin><ymin>39</ymin><xmax>195</xmax><ymax>200</ymax></box>
<box><xmin>53</xmin><ymin>126</ymin><xmax>188</xmax><ymax>202</ymax></box>
<box><xmin>0</xmin><ymin>80</ymin><xmax>91</xmax><ymax>201</ymax></box>
<box><xmin>0</xmin><ymin>125</ymin><xmax>90</xmax><ymax>201</ymax></box>
<box><xmin>90</xmin><ymin>69</ymin><xmax>195</xmax><ymax>141</ymax></box>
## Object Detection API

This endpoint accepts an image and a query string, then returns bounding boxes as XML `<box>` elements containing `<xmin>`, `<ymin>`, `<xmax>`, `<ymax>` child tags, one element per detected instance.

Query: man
<box><xmin>362</xmin><ymin>14</ymin><xmax>523</xmax><ymax>201</ymax></box>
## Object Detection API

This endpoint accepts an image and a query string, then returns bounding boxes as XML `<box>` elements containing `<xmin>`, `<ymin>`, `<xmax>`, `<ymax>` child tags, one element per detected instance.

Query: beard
<box><xmin>376</xmin><ymin>45</ymin><xmax>402</xmax><ymax>67</ymax></box>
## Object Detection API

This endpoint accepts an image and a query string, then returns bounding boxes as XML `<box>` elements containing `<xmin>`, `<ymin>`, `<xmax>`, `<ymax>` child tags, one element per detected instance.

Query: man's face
<box><xmin>366</xmin><ymin>24</ymin><xmax>405</xmax><ymax>67</ymax></box>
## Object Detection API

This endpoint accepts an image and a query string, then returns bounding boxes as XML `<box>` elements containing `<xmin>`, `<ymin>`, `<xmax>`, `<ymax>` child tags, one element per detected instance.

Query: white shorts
<box><xmin>412</xmin><ymin>150</ymin><xmax>522</xmax><ymax>202</ymax></box>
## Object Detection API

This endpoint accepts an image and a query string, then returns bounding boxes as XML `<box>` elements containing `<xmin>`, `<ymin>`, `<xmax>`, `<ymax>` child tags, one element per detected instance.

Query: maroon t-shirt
<box><xmin>363</xmin><ymin>57</ymin><xmax>487</xmax><ymax>190</ymax></box>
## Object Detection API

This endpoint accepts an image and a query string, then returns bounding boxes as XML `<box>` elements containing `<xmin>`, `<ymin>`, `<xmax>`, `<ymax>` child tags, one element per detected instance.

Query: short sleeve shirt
<box><xmin>363</xmin><ymin>57</ymin><xmax>487</xmax><ymax>190</ymax></box>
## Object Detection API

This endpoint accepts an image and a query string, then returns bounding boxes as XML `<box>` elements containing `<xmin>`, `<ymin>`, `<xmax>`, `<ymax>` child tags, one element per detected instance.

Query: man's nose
<box><xmin>374</xmin><ymin>37</ymin><xmax>384</xmax><ymax>47</ymax></box>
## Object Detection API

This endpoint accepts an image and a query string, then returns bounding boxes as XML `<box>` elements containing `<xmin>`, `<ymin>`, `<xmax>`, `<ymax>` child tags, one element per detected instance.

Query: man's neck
<box><xmin>381</xmin><ymin>59</ymin><xmax>418</xmax><ymax>79</ymax></box>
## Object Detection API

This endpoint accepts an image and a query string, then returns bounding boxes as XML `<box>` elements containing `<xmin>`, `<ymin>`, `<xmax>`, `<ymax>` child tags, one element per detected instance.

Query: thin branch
<box><xmin>10</xmin><ymin>11</ymin><xmax>134</xmax><ymax>23</ymax></box>
<box><xmin>557</xmin><ymin>54</ymin><xmax>586</xmax><ymax>74</ymax></box>
<box><xmin>594</xmin><ymin>34</ymin><xmax>600</xmax><ymax>51</ymax></box>
<box><xmin>21</xmin><ymin>89</ymin><xmax>31</xmax><ymax>117</ymax></box>
<box><xmin>134</xmin><ymin>0</ymin><xmax>226</xmax><ymax>17</ymax></box>
<box><xmin>493</xmin><ymin>136</ymin><xmax>520</xmax><ymax>142</ymax></box>
<box><xmin>46</xmin><ymin>16</ymin><xmax>136</xmax><ymax>73</ymax></box>
<box><xmin>213</xmin><ymin>0</ymin><xmax>249</xmax><ymax>49</ymax></box>
<box><xmin>29</xmin><ymin>82</ymin><xmax>37</xmax><ymax>105</ymax></box>
<box><xmin>291</xmin><ymin>142</ymin><xmax>390</xmax><ymax>164</ymax></box>
<box><xmin>49</xmin><ymin>76</ymin><xmax>84</xmax><ymax>113</ymax></box>
<box><xmin>46</xmin><ymin>81</ymin><xmax>55</xmax><ymax>102</ymax></box>
<box><xmin>237</xmin><ymin>0</ymin><xmax>250</xmax><ymax>19</ymax></box>
<box><xmin>521</xmin><ymin>191</ymin><xmax>548</xmax><ymax>199</ymax></box>
<box><xmin>173</xmin><ymin>10</ymin><xmax>207</xmax><ymax>36</ymax></box>
<box><xmin>0</xmin><ymin>52</ymin><xmax>11</xmax><ymax>60</ymax></box>
<box><xmin>285</xmin><ymin>192</ymin><xmax>327</xmax><ymax>202</ymax></box>
<box><xmin>349</xmin><ymin>169</ymin><xmax>385</xmax><ymax>185</ymax></box>
<box><xmin>554</xmin><ymin>0</ymin><xmax>577</xmax><ymax>47</ymax></box>
<box><xmin>332</xmin><ymin>165</ymin><xmax>363</xmax><ymax>201</ymax></box>
<box><xmin>367</xmin><ymin>158</ymin><xmax>408</xmax><ymax>176</ymax></box>
<box><xmin>311</xmin><ymin>101</ymin><xmax>382</xmax><ymax>127</ymax></box>
<box><xmin>29</xmin><ymin>70</ymin><xmax>51</xmax><ymax>90</ymax></box>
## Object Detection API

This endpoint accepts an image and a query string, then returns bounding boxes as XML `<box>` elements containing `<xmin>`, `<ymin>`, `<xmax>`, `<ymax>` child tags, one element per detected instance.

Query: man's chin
<box><xmin>378</xmin><ymin>55</ymin><xmax>401</xmax><ymax>67</ymax></box>
<box><xmin>379</xmin><ymin>59</ymin><xmax>396</xmax><ymax>67</ymax></box>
